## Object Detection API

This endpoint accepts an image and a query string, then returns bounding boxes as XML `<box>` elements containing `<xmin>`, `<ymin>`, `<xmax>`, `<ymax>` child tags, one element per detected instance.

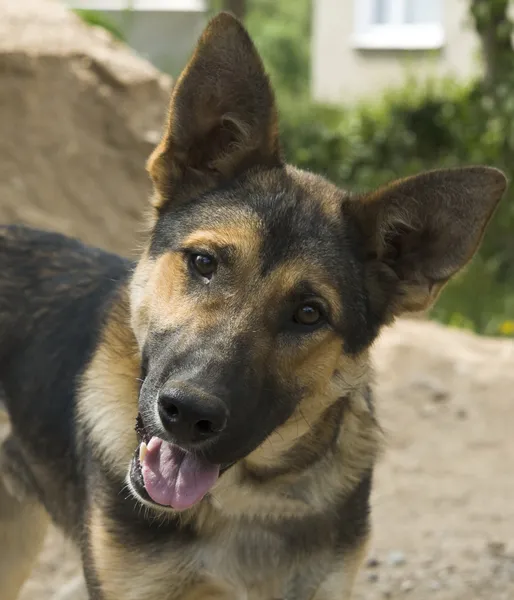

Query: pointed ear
<box><xmin>147</xmin><ymin>12</ymin><xmax>281</xmax><ymax>209</ymax></box>
<box><xmin>348</xmin><ymin>167</ymin><xmax>507</xmax><ymax>316</ymax></box>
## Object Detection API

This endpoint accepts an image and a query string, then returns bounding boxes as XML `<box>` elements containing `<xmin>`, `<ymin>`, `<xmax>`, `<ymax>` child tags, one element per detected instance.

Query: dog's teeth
<box><xmin>139</xmin><ymin>442</ymin><xmax>148</xmax><ymax>463</ymax></box>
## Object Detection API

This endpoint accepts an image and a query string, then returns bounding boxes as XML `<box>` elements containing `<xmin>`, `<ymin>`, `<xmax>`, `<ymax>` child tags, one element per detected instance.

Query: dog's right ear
<box><xmin>347</xmin><ymin>166</ymin><xmax>507</xmax><ymax>318</ymax></box>
<box><xmin>147</xmin><ymin>12</ymin><xmax>282</xmax><ymax>209</ymax></box>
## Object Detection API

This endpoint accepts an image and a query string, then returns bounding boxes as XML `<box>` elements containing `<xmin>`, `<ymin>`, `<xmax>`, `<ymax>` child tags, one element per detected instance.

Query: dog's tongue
<box><xmin>141</xmin><ymin>437</ymin><xmax>219</xmax><ymax>510</ymax></box>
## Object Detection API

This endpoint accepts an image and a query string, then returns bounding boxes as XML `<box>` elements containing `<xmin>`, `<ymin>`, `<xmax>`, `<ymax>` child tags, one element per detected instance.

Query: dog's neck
<box><xmin>197</xmin><ymin>383</ymin><xmax>381</xmax><ymax>525</ymax></box>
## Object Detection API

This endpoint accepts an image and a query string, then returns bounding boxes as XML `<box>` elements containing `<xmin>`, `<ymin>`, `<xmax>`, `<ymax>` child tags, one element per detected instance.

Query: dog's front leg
<box><xmin>309</xmin><ymin>539</ymin><xmax>369</xmax><ymax>600</ymax></box>
<box><xmin>54</xmin><ymin>575</ymin><xmax>88</xmax><ymax>600</ymax></box>
<box><xmin>0</xmin><ymin>473</ymin><xmax>49</xmax><ymax>600</ymax></box>
<box><xmin>87</xmin><ymin>501</ymin><xmax>238</xmax><ymax>600</ymax></box>
<box><xmin>0</xmin><ymin>435</ymin><xmax>50</xmax><ymax>600</ymax></box>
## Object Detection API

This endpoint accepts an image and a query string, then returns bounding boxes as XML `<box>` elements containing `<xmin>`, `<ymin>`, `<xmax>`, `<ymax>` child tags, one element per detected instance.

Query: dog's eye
<box><xmin>190</xmin><ymin>253</ymin><xmax>217</xmax><ymax>280</ymax></box>
<box><xmin>293</xmin><ymin>304</ymin><xmax>323</xmax><ymax>326</ymax></box>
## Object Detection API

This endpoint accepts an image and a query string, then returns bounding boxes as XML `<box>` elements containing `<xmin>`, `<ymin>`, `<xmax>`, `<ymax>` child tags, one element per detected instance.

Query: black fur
<box><xmin>0</xmin><ymin>225</ymin><xmax>130</xmax><ymax>532</ymax></box>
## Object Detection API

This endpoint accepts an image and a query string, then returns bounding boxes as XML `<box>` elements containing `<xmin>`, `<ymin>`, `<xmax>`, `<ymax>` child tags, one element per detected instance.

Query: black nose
<box><xmin>158</xmin><ymin>387</ymin><xmax>228</xmax><ymax>444</ymax></box>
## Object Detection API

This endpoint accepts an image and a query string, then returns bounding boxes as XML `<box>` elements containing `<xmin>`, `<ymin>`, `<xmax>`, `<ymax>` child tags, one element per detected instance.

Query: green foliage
<box><xmin>244</xmin><ymin>0</ymin><xmax>311</xmax><ymax>96</ymax></box>
<box><xmin>74</xmin><ymin>9</ymin><xmax>126</xmax><ymax>42</ymax></box>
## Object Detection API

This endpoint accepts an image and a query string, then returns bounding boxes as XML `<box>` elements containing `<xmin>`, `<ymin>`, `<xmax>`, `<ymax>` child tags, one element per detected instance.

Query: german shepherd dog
<box><xmin>0</xmin><ymin>12</ymin><xmax>507</xmax><ymax>600</ymax></box>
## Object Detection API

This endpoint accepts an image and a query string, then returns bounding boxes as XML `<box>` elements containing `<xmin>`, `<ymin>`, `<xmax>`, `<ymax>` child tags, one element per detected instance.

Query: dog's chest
<box><xmin>197</xmin><ymin>522</ymin><xmax>332</xmax><ymax>600</ymax></box>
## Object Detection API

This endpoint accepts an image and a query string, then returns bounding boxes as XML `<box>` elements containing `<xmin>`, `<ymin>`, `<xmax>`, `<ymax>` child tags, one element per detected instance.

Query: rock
<box><xmin>400</xmin><ymin>579</ymin><xmax>414</xmax><ymax>593</ymax></box>
<box><xmin>0</xmin><ymin>0</ymin><xmax>172</xmax><ymax>256</ymax></box>
<box><xmin>410</xmin><ymin>374</ymin><xmax>449</xmax><ymax>402</ymax></box>
<box><xmin>388</xmin><ymin>551</ymin><xmax>407</xmax><ymax>567</ymax></box>
<box><xmin>367</xmin><ymin>556</ymin><xmax>381</xmax><ymax>568</ymax></box>
<box><xmin>400</xmin><ymin>579</ymin><xmax>415</xmax><ymax>592</ymax></box>
<box><xmin>456</xmin><ymin>408</ymin><xmax>468</xmax><ymax>420</ymax></box>
<box><xmin>488</xmin><ymin>541</ymin><xmax>506</xmax><ymax>558</ymax></box>
<box><xmin>420</xmin><ymin>403</ymin><xmax>436</xmax><ymax>418</ymax></box>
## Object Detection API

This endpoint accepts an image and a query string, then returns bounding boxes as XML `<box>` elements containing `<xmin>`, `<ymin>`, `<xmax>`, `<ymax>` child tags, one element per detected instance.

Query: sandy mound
<box><xmin>17</xmin><ymin>319</ymin><xmax>514</xmax><ymax>600</ymax></box>
<box><xmin>0</xmin><ymin>0</ymin><xmax>171</xmax><ymax>255</ymax></box>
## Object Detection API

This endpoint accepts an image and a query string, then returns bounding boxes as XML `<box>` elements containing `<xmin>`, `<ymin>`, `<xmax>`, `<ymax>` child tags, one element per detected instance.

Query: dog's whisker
<box><xmin>274</xmin><ymin>428</ymin><xmax>285</xmax><ymax>443</ymax></box>
<box><xmin>299</xmin><ymin>408</ymin><xmax>312</xmax><ymax>430</ymax></box>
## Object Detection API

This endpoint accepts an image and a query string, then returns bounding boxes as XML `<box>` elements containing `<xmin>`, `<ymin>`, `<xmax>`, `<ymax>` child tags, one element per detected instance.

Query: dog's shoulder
<box><xmin>0</xmin><ymin>225</ymin><xmax>134</xmax><ymax>530</ymax></box>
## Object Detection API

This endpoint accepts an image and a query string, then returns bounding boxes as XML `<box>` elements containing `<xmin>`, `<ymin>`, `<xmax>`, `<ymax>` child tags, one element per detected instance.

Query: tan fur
<box><xmin>212</xmin><ymin>393</ymin><xmax>382</xmax><ymax>521</ymax></box>
<box><xmin>82</xmin><ymin>280</ymin><xmax>382</xmax><ymax>600</ymax></box>
<box><xmin>37</xmin><ymin>162</ymin><xmax>507</xmax><ymax>600</ymax></box>
<box><xmin>247</xmin><ymin>350</ymin><xmax>371</xmax><ymax>468</ymax></box>
<box><xmin>77</xmin><ymin>293</ymin><xmax>141</xmax><ymax>479</ymax></box>
<box><xmin>130</xmin><ymin>217</ymin><xmax>264</xmax><ymax>342</ymax></box>
<box><xmin>266</xmin><ymin>258</ymin><xmax>345</xmax><ymax>321</ymax></box>
<box><xmin>0</xmin><ymin>475</ymin><xmax>49</xmax><ymax>600</ymax></box>
<box><xmin>313</xmin><ymin>537</ymin><xmax>370</xmax><ymax>600</ymax></box>
<box><xmin>90</xmin><ymin>503</ymin><xmax>213</xmax><ymax>600</ymax></box>
<box><xmin>91</xmin><ymin>436</ymin><xmax>377</xmax><ymax>600</ymax></box>
<box><xmin>131</xmin><ymin>245</ymin><xmax>353</xmax><ymax>443</ymax></box>
<box><xmin>182</xmin><ymin>223</ymin><xmax>263</xmax><ymax>283</ymax></box>
<box><xmin>82</xmin><ymin>289</ymin><xmax>382</xmax><ymax>516</ymax></box>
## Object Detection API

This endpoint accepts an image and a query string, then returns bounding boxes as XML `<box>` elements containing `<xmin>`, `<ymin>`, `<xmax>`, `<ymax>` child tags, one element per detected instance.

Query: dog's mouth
<box><xmin>130</xmin><ymin>414</ymin><xmax>220</xmax><ymax>511</ymax></box>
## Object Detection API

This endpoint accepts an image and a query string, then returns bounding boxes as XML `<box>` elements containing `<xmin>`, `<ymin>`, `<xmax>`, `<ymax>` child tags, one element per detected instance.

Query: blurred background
<box><xmin>1</xmin><ymin>2</ymin><xmax>513</xmax><ymax>600</ymax></box>
<box><xmin>66</xmin><ymin>0</ymin><xmax>514</xmax><ymax>338</ymax></box>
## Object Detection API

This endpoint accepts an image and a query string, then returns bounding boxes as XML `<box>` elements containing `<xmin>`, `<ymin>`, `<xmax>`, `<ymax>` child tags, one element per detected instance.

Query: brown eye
<box><xmin>191</xmin><ymin>253</ymin><xmax>217</xmax><ymax>279</ymax></box>
<box><xmin>293</xmin><ymin>304</ymin><xmax>322</xmax><ymax>326</ymax></box>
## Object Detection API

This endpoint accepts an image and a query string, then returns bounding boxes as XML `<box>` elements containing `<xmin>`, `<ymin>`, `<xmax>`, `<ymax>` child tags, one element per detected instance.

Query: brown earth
<box><xmin>17</xmin><ymin>319</ymin><xmax>514</xmax><ymax>600</ymax></box>
<box><xmin>0</xmin><ymin>0</ymin><xmax>171</xmax><ymax>256</ymax></box>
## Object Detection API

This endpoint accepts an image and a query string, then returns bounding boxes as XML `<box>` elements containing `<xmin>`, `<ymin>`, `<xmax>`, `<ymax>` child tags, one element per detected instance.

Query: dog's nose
<box><xmin>158</xmin><ymin>387</ymin><xmax>228</xmax><ymax>444</ymax></box>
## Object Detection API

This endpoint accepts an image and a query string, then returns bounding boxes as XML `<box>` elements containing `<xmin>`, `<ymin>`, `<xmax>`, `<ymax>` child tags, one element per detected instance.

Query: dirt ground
<box><xmin>15</xmin><ymin>318</ymin><xmax>514</xmax><ymax>600</ymax></box>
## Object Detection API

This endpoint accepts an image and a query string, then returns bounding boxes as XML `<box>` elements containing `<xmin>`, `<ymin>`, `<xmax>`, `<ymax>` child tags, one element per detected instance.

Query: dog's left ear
<box><xmin>148</xmin><ymin>12</ymin><xmax>281</xmax><ymax>209</ymax></box>
<box><xmin>348</xmin><ymin>166</ymin><xmax>507</xmax><ymax>316</ymax></box>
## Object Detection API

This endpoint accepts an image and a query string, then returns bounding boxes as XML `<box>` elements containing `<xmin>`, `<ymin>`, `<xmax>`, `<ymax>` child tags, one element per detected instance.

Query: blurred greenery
<box><xmin>77</xmin><ymin>0</ymin><xmax>514</xmax><ymax>337</ymax></box>
<box><xmin>74</xmin><ymin>9</ymin><xmax>126</xmax><ymax>42</ymax></box>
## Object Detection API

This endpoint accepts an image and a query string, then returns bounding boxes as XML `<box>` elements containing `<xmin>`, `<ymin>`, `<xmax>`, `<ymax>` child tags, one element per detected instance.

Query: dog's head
<box><xmin>127</xmin><ymin>13</ymin><xmax>506</xmax><ymax>511</ymax></box>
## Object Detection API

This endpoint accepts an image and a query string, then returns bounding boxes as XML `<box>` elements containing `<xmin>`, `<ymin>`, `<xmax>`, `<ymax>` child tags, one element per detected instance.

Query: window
<box><xmin>353</xmin><ymin>0</ymin><xmax>444</xmax><ymax>50</ymax></box>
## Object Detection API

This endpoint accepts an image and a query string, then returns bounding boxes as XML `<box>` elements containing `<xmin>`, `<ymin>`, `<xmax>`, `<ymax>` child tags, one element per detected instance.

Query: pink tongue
<box><xmin>141</xmin><ymin>437</ymin><xmax>219</xmax><ymax>510</ymax></box>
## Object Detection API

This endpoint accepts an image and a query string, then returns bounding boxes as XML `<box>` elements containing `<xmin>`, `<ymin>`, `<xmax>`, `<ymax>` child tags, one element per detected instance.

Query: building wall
<box><xmin>312</xmin><ymin>0</ymin><xmax>480</xmax><ymax>104</ymax></box>
<box><xmin>66</xmin><ymin>1</ymin><xmax>207</xmax><ymax>77</ymax></box>
<box><xmin>102</xmin><ymin>10</ymin><xmax>208</xmax><ymax>77</ymax></box>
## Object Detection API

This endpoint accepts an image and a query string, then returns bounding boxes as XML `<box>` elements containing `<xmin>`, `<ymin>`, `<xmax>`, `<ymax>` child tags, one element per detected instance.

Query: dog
<box><xmin>0</xmin><ymin>12</ymin><xmax>507</xmax><ymax>600</ymax></box>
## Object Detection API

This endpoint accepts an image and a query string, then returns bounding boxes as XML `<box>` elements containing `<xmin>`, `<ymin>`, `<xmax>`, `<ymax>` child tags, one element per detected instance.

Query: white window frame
<box><xmin>352</xmin><ymin>0</ymin><xmax>444</xmax><ymax>51</ymax></box>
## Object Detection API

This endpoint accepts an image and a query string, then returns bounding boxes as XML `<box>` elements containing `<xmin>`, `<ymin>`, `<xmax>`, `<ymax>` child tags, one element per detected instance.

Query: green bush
<box><xmin>276</xmin><ymin>80</ymin><xmax>514</xmax><ymax>336</ymax></box>
<box><xmin>74</xmin><ymin>9</ymin><xmax>126</xmax><ymax>42</ymax></box>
